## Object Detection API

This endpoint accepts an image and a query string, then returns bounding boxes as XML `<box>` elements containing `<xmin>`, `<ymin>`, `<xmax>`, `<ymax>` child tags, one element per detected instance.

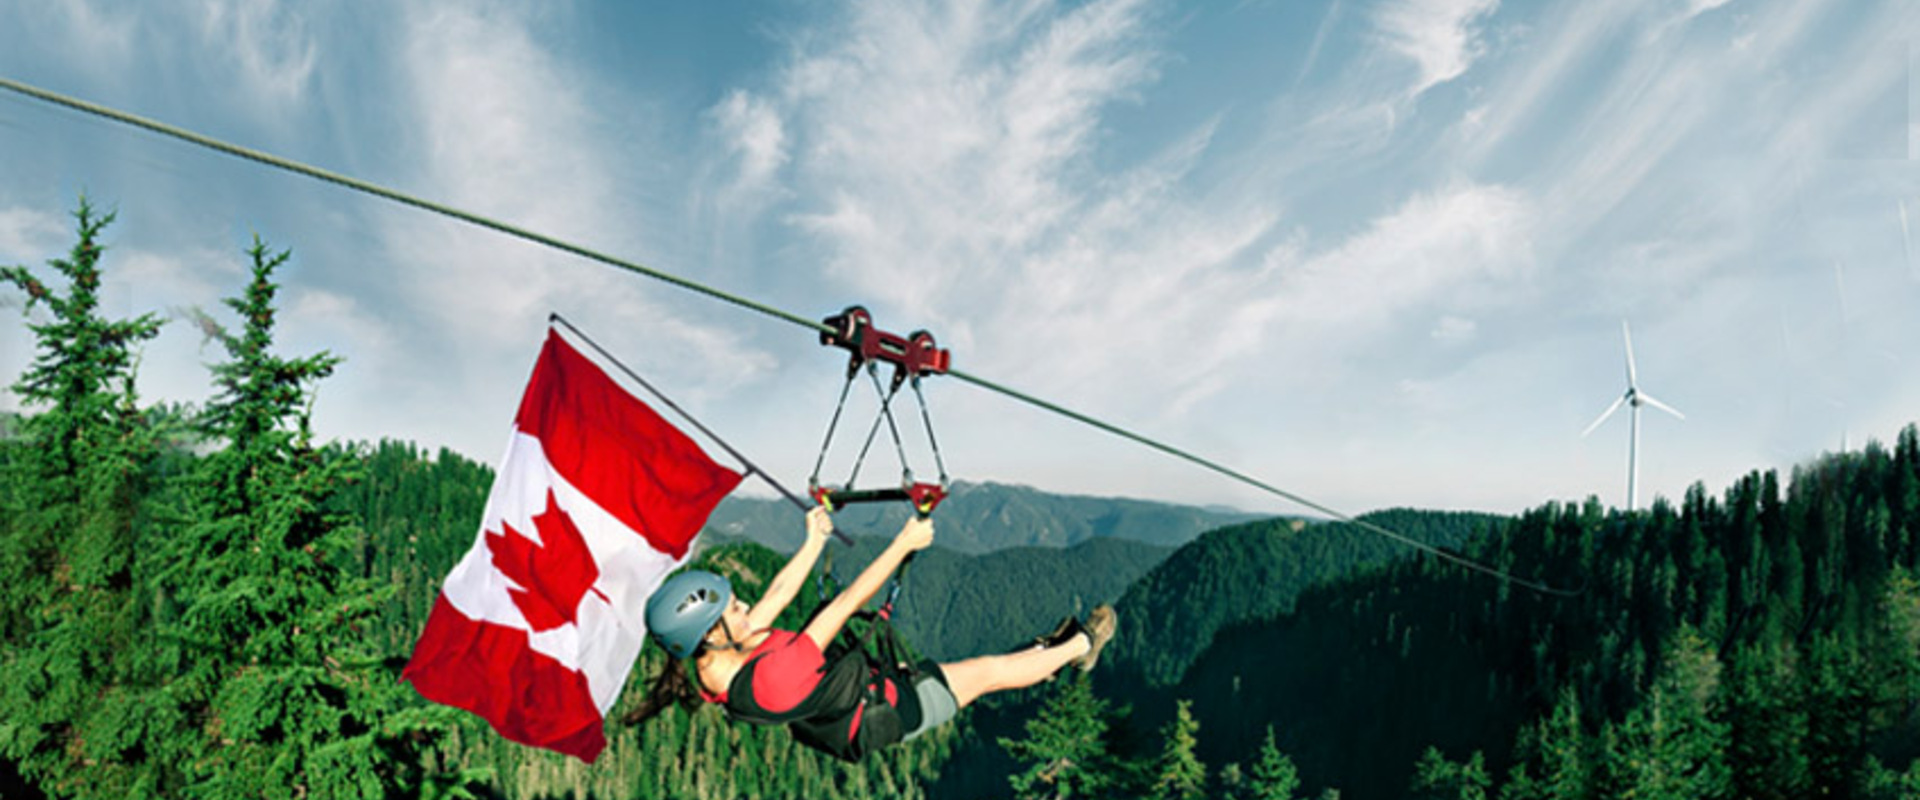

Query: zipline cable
<box><xmin>0</xmin><ymin>76</ymin><xmax>829</xmax><ymax>337</ymax></box>
<box><xmin>0</xmin><ymin>76</ymin><xmax>1577</xmax><ymax>596</ymax></box>
<box><xmin>947</xmin><ymin>368</ymin><xmax>1577</xmax><ymax>596</ymax></box>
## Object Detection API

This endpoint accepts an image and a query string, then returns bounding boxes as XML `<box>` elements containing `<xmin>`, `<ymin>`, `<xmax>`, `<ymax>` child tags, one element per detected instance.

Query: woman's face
<box><xmin>706</xmin><ymin>596</ymin><xmax>750</xmax><ymax>648</ymax></box>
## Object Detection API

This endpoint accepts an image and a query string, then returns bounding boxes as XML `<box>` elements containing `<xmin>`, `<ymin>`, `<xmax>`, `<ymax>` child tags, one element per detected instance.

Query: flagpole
<box><xmin>548</xmin><ymin>314</ymin><xmax>854</xmax><ymax>546</ymax></box>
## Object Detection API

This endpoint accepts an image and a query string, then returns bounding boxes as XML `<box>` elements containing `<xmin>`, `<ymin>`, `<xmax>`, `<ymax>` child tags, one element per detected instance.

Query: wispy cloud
<box><xmin>15</xmin><ymin>2</ymin><xmax>137</xmax><ymax>79</ymax></box>
<box><xmin>1685</xmin><ymin>0</ymin><xmax>1739</xmax><ymax>21</ymax></box>
<box><xmin>758</xmin><ymin>0</ymin><xmax>1498</xmax><ymax>428</ymax></box>
<box><xmin>388</xmin><ymin>2</ymin><xmax>768</xmax><ymax>380</ymax></box>
<box><xmin>1454</xmin><ymin>2</ymin><xmax>1633</xmax><ymax>168</ymax></box>
<box><xmin>0</xmin><ymin>206</ymin><xmax>67</xmax><ymax>261</ymax></box>
<box><xmin>1431</xmin><ymin>315</ymin><xmax>1479</xmax><ymax>344</ymax></box>
<box><xmin>731</xmin><ymin>0</ymin><xmax>1549</xmax><ymax>433</ymax></box>
<box><xmin>772</xmin><ymin>0</ymin><xmax>1161</xmax><ymax>311</ymax></box>
<box><xmin>227</xmin><ymin>1</ymin><xmax>780</xmax><ymax>459</ymax></box>
<box><xmin>1511</xmin><ymin>0</ymin><xmax>1885</xmax><ymax>292</ymax></box>
<box><xmin>711</xmin><ymin>89</ymin><xmax>790</xmax><ymax>196</ymax></box>
<box><xmin>393</xmin><ymin>1</ymin><xmax>607</xmax><ymax>335</ymax></box>
<box><xmin>194</xmin><ymin>0</ymin><xmax>318</xmax><ymax>108</ymax></box>
<box><xmin>1261</xmin><ymin>183</ymin><xmax>1534</xmax><ymax>343</ymax></box>
<box><xmin>1372</xmin><ymin>0</ymin><xmax>1500</xmax><ymax>98</ymax></box>
<box><xmin>1293</xmin><ymin>0</ymin><xmax>1346</xmax><ymax>90</ymax></box>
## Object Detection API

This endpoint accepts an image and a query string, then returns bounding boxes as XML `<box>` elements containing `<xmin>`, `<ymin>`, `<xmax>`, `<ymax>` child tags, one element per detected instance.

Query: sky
<box><xmin>0</xmin><ymin>0</ymin><xmax>1916</xmax><ymax>518</ymax></box>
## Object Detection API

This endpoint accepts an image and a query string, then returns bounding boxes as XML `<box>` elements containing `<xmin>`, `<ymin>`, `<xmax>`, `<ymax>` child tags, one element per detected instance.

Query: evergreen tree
<box><xmin>1597</xmin><ymin>628</ymin><xmax>1730</xmax><ymax>800</ymax></box>
<box><xmin>1722</xmin><ymin>641</ymin><xmax>1809</xmax><ymax>800</ymax></box>
<box><xmin>1864</xmin><ymin>756</ymin><xmax>1920</xmax><ymax>800</ymax></box>
<box><xmin>1001</xmin><ymin>674</ymin><xmax>1117</xmax><ymax>799</ymax></box>
<box><xmin>152</xmin><ymin>237</ymin><xmax>481</xmax><ymax>798</ymax></box>
<box><xmin>1411</xmin><ymin>748</ymin><xmax>1491</xmax><ymax>800</ymax></box>
<box><xmin>1502</xmin><ymin>687</ymin><xmax>1591</xmax><ymax>800</ymax></box>
<box><xmin>1800</xmin><ymin>633</ymin><xmax>1873</xmax><ymax>797</ymax></box>
<box><xmin>1149</xmin><ymin>699</ymin><xmax>1207</xmax><ymax>800</ymax></box>
<box><xmin>1246</xmin><ymin>725</ymin><xmax>1304</xmax><ymax>800</ymax></box>
<box><xmin>0</xmin><ymin>199</ymin><xmax>165</xmax><ymax>797</ymax></box>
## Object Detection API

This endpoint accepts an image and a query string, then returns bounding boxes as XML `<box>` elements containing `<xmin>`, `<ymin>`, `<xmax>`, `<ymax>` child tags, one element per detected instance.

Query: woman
<box><xmin>626</xmin><ymin>506</ymin><xmax>1115</xmax><ymax>760</ymax></box>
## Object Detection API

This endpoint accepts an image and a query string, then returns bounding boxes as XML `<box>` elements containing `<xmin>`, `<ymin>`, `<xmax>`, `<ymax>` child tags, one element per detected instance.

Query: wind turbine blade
<box><xmin>1582</xmin><ymin>394</ymin><xmax>1628</xmax><ymax>437</ymax></box>
<box><xmin>1622</xmin><ymin>320</ymin><xmax>1639</xmax><ymax>387</ymax></box>
<box><xmin>1640</xmin><ymin>392</ymin><xmax>1686</xmax><ymax>420</ymax></box>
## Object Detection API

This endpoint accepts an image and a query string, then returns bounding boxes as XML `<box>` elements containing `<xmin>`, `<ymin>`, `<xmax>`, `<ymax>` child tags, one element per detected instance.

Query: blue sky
<box><xmin>1</xmin><ymin>0</ymin><xmax>1916</xmax><ymax>517</ymax></box>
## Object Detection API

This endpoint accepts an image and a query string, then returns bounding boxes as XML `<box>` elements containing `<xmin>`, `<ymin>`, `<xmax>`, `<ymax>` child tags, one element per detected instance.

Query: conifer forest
<box><xmin>6</xmin><ymin>202</ymin><xmax>1920</xmax><ymax>799</ymax></box>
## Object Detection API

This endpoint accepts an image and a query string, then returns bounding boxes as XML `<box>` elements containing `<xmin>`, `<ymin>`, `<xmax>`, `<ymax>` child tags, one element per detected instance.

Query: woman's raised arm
<box><xmin>745</xmin><ymin>506</ymin><xmax>835</xmax><ymax>632</ymax></box>
<box><xmin>801</xmin><ymin>515</ymin><xmax>932</xmax><ymax>651</ymax></box>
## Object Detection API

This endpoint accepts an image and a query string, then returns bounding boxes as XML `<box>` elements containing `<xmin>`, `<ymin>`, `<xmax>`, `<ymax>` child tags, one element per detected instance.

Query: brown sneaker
<box><xmin>1072</xmin><ymin>605</ymin><xmax>1116</xmax><ymax>672</ymax></box>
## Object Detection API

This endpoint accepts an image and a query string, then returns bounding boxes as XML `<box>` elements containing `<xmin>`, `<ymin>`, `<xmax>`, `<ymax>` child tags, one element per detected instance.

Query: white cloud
<box><xmin>1432</xmin><ymin>315</ymin><xmax>1478</xmax><ymax>343</ymax></box>
<box><xmin>194</xmin><ymin>0</ymin><xmax>318</xmax><ymax>106</ymax></box>
<box><xmin>113</xmin><ymin>246</ymin><xmax>245</xmax><ymax>317</ymax></box>
<box><xmin>1454</xmin><ymin>2</ymin><xmax>1633</xmax><ymax>166</ymax></box>
<box><xmin>734</xmin><ymin>0</ymin><xmax>1549</xmax><ymax>437</ymax></box>
<box><xmin>1446</xmin><ymin>0</ymin><xmax>1851</xmax><ymax>285</ymax></box>
<box><xmin>1685</xmin><ymin>0</ymin><xmax>1737</xmax><ymax>20</ymax></box>
<box><xmin>221</xmin><ymin>1</ymin><xmax>787</xmax><ymax>462</ymax></box>
<box><xmin>1264</xmin><ymin>183</ymin><xmax>1534</xmax><ymax>336</ymax></box>
<box><xmin>0</xmin><ymin>207</ymin><xmax>67</xmax><ymax>261</ymax></box>
<box><xmin>1294</xmin><ymin>0</ymin><xmax>1347</xmax><ymax>90</ymax></box>
<box><xmin>777</xmin><ymin>0</ymin><xmax>1161</xmax><ymax>316</ymax></box>
<box><xmin>754</xmin><ymin>0</ymin><xmax>1380</xmax><ymax>423</ymax></box>
<box><xmin>711</xmin><ymin>90</ymin><xmax>789</xmax><ymax>194</ymax></box>
<box><xmin>19</xmin><ymin>1</ymin><xmax>137</xmax><ymax>75</ymax></box>
<box><xmin>1372</xmin><ymin>0</ymin><xmax>1501</xmax><ymax>98</ymax></box>
<box><xmin>390</xmin><ymin>2</ymin><xmax>762</xmax><ymax>373</ymax></box>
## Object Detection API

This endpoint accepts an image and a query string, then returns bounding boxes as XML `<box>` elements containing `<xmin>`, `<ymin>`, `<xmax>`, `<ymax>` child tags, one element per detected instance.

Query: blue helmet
<box><xmin>646</xmin><ymin>570</ymin><xmax>732</xmax><ymax>660</ymax></box>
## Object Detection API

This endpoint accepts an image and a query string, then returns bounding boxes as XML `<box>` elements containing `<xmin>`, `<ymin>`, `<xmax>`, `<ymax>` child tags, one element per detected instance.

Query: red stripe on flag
<box><xmin>515</xmin><ymin>332</ymin><xmax>742</xmax><ymax>560</ymax></box>
<box><xmin>404</xmin><ymin>596</ymin><xmax>609</xmax><ymax>762</ymax></box>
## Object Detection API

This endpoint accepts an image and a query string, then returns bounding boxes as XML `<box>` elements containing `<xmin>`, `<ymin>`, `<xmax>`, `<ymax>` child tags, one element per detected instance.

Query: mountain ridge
<box><xmin>704</xmin><ymin>479</ymin><xmax>1266</xmax><ymax>554</ymax></box>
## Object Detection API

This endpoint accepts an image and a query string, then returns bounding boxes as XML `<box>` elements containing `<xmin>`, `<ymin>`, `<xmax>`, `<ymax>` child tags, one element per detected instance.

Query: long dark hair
<box><xmin>622</xmin><ymin>655</ymin><xmax>703</xmax><ymax>726</ymax></box>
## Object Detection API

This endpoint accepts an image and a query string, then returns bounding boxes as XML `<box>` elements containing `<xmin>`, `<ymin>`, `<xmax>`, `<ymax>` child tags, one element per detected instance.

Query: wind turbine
<box><xmin>1582</xmin><ymin>321</ymin><xmax>1685</xmax><ymax>511</ymax></box>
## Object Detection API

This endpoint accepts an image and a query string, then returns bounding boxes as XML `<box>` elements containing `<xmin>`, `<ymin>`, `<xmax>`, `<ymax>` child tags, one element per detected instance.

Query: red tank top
<box><xmin>702</xmin><ymin>629</ymin><xmax>898</xmax><ymax>712</ymax></box>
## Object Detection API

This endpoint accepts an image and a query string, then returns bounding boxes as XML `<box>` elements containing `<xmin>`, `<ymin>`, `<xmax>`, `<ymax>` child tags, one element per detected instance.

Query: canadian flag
<box><xmin>404</xmin><ymin>329</ymin><xmax>742</xmax><ymax>762</ymax></box>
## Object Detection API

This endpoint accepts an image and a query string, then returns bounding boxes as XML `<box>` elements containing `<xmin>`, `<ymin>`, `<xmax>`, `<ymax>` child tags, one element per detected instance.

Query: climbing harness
<box><xmin>807</xmin><ymin>306</ymin><xmax>951</xmax><ymax>519</ymax></box>
<box><xmin>720</xmin><ymin>599</ymin><xmax>923</xmax><ymax>762</ymax></box>
<box><xmin>737</xmin><ymin>541</ymin><xmax>923</xmax><ymax>763</ymax></box>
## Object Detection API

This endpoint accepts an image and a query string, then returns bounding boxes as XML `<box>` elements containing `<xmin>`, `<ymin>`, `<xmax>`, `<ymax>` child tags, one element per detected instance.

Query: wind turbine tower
<box><xmin>1583</xmin><ymin>321</ymin><xmax>1685</xmax><ymax>511</ymax></box>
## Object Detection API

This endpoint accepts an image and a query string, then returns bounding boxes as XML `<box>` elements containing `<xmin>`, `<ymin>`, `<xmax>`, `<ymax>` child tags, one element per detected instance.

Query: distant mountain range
<box><xmin>704</xmin><ymin>480</ymin><xmax>1264</xmax><ymax>555</ymax></box>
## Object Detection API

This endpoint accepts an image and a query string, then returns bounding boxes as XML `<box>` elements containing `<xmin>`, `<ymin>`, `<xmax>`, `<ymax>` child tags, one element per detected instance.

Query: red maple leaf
<box><xmin>487</xmin><ymin>490</ymin><xmax>608</xmax><ymax>632</ymax></box>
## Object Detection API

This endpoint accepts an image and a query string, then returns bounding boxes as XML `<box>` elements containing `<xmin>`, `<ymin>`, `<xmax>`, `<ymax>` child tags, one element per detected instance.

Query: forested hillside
<box><xmin>709</xmin><ymin>480</ymin><xmax>1259</xmax><ymax>554</ymax></box>
<box><xmin>1115</xmin><ymin>431</ymin><xmax>1920</xmax><ymax>799</ymax></box>
<box><xmin>1102</xmin><ymin>509</ymin><xmax>1503</xmax><ymax>689</ymax></box>
<box><xmin>919</xmin><ymin>507</ymin><xmax>1507</xmax><ymax>799</ymax></box>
